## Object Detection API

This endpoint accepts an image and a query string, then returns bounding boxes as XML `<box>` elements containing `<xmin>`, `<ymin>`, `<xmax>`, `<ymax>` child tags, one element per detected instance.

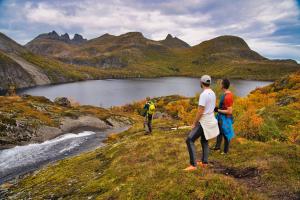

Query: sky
<box><xmin>0</xmin><ymin>0</ymin><xmax>299</xmax><ymax>62</ymax></box>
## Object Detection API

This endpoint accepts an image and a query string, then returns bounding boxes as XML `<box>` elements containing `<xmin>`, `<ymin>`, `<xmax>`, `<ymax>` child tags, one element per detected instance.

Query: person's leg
<box><xmin>148</xmin><ymin>114</ymin><xmax>152</xmax><ymax>133</ymax></box>
<box><xmin>224</xmin><ymin>135</ymin><xmax>230</xmax><ymax>153</ymax></box>
<box><xmin>185</xmin><ymin>124</ymin><xmax>202</xmax><ymax>166</ymax></box>
<box><xmin>214</xmin><ymin>133</ymin><xmax>222</xmax><ymax>150</ymax></box>
<box><xmin>199</xmin><ymin>125</ymin><xmax>209</xmax><ymax>164</ymax></box>
<box><xmin>213</xmin><ymin>121</ymin><xmax>222</xmax><ymax>150</ymax></box>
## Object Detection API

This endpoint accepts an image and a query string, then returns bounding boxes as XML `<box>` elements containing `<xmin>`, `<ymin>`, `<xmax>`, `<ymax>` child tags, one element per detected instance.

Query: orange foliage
<box><xmin>165</xmin><ymin>99</ymin><xmax>196</xmax><ymax>124</ymax></box>
<box><xmin>234</xmin><ymin>106</ymin><xmax>264</xmax><ymax>139</ymax></box>
<box><xmin>285</xmin><ymin>121</ymin><xmax>300</xmax><ymax>144</ymax></box>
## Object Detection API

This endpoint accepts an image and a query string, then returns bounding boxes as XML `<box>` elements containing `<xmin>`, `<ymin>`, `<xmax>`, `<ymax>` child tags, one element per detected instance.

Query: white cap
<box><xmin>200</xmin><ymin>75</ymin><xmax>212</xmax><ymax>85</ymax></box>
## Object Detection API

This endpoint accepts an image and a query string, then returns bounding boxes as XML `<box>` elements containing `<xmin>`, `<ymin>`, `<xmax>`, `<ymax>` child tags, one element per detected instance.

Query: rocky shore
<box><xmin>0</xmin><ymin>95</ymin><xmax>132</xmax><ymax>149</ymax></box>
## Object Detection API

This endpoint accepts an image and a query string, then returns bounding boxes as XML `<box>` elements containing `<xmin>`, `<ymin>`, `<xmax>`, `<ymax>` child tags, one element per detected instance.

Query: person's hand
<box><xmin>191</xmin><ymin>124</ymin><xmax>195</xmax><ymax>129</ymax></box>
<box><xmin>214</xmin><ymin>107</ymin><xmax>219</xmax><ymax>112</ymax></box>
<box><xmin>191</xmin><ymin>122</ymin><xmax>197</xmax><ymax>129</ymax></box>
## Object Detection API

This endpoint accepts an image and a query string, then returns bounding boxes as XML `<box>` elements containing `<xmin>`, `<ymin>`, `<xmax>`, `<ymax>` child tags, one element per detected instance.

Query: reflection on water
<box><xmin>19</xmin><ymin>77</ymin><xmax>272</xmax><ymax>107</ymax></box>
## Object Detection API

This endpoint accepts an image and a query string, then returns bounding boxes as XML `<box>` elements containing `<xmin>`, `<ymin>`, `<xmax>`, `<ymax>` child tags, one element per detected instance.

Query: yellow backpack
<box><xmin>148</xmin><ymin>102</ymin><xmax>156</xmax><ymax>115</ymax></box>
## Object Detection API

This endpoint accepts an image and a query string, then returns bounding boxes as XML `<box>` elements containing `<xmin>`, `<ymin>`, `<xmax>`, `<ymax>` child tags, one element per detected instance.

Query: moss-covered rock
<box><xmin>0</xmin><ymin>95</ymin><xmax>131</xmax><ymax>148</ymax></box>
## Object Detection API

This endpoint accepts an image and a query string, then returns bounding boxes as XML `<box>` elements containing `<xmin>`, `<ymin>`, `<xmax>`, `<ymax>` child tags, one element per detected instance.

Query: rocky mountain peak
<box><xmin>32</xmin><ymin>31</ymin><xmax>87</xmax><ymax>45</ymax></box>
<box><xmin>121</xmin><ymin>32</ymin><xmax>144</xmax><ymax>38</ymax></box>
<box><xmin>165</xmin><ymin>34</ymin><xmax>174</xmax><ymax>40</ymax></box>
<box><xmin>72</xmin><ymin>34</ymin><xmax>87</xmax><ymax>44</ymax></box>
<box><xmin>161</xmin><ymin>34</ymin><xmax>190</xmax><ymax>48</ymax></box>
<box><xmin>45</xmin><ymin>31</ymin><xmax>60</xmax><ymax>40</ymax></box>
<box><xmin>61</xmin><ymin>33</ymin><xmax>70</xmax><ymax>40</ymax></box>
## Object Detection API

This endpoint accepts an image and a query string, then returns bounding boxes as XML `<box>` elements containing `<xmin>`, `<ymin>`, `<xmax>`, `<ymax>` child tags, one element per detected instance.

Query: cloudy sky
<box><xmin>0</xmin><ymin>0</ymin><xmax>299</xmax><ymax>61</ymax></box>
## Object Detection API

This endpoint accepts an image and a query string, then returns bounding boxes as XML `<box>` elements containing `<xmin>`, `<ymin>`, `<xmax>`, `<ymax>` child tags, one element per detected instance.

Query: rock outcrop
<box><xmin>0</xmin><ymin>52</ymin><xmax>35</xmax><ymax>90</ymax></box>
<box><xmin>54</xmin><ymin>97</ymin><xmax>72</xmax><ymax>107</ymax></box>
<box><xmin>72</xmin><ymin>34</ymin><xmax>87</xmax><ymax>44</ymax></box>
<box><xmin>160</xmin><ymin>34</ymin><xmax>191</xmax><ymax>49</ymax></box>
<box><xmin>29</xmin><ymin>31</ymin><xmax>87</xmax><ymax>45</ymax></box>
<box><xmin>0</xmin><ymin>95</ymin><xmax>132</xmax><ymax>149</ymax></box>
<box><xmin>0</xmin><ymin>32</ymin><xmax>52</xmax><ymax>90</ymax></box>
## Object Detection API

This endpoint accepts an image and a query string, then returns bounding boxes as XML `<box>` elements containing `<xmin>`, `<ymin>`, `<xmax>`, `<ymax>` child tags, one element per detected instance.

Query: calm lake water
<box><xmin>19</xmin><ymin>77</ymin><xmax>272</xmax><ymax>107</ymax></box>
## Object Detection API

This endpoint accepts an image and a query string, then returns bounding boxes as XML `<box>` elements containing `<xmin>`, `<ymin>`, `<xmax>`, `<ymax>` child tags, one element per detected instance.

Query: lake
<box><xmin>19</xmin><ymin>77</ymin><xmax>273</xmax><ymax>107</ymax></box>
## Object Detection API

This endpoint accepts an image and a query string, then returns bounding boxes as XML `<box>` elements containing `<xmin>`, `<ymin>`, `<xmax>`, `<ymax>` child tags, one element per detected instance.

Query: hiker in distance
<box><xmin>143</xmin><ymin>97</ymin><xmax>155</xmax><ymax>134</ymax></box>
<box><xmin>213</xmin><ymin>79</ymin><xmax>235</xmax><ymax>154</ymax></box>
<box><xmin>184</xmin><ymin>75</ymin><xmax>219</xmax><ymax>171</ymax></box>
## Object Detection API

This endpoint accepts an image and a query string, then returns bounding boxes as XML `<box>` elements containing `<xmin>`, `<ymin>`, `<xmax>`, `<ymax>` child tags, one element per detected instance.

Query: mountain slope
<box><xmin>0</xmin><ymin>31</ymin><xmax>299</xmax><ymax>91</ymax></box>
<box><xmin>25</xmin><ymin>31</ymin><xmax>299</xmax><ymax>80</ymax></box>
<box><xmin>0</xmin><ymin>51</ymin><xmax>35</xmax><ymax>90</ymax></box>
<box><xmin>6</xmin><ymin>54</ymin><xmax>51</xmax><ymax>85</ymax></box>
<box><xmin>0</xmin><ymin>33</ymin><xmax>27</xmax><ymax>54</ymax></box>
<box><xmin>0</xmin><ymin>32</ymin><xmax>112</xmax><ymax>90</ymax></box>
<box><xmin>7</xmin><ymin>73</ymin><xmax>300</xmax><ymax>199</ymax></box>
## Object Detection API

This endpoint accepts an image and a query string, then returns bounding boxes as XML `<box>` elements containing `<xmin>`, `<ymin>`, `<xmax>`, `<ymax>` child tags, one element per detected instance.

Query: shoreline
<box><xmin>0</xmin><ymin>125</ymin><xmax>131</xmax><ymax>185</ymax></box>
<box><xmin>0</xmin><ymin>74</ymin><xmax>277</xmax><ymax>95</ymax></box>
<box><xmin>0</xmin><ymin>115</ymin><xmax>132</xmax><ymax>150</ymax></box>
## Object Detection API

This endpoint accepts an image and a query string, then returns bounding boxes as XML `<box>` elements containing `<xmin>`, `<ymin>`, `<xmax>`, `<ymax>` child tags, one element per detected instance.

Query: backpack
<box><xmin>148</xmin><ymin>102</ymin><xmax>156</xmax><ymax>115</ymax></box>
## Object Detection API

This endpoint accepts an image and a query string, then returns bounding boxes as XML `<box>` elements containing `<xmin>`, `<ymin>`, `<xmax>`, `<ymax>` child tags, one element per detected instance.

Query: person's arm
<box><xmin>218</xmin><ymin>106</ymin><xmax>232</xmax><ymax>115</ymax></box>
<box><xmin>218</xmin><ymin>94</ymin><xmax>233</xmax><ymax>114</ymax></box>
<box><xmin>143</xmin><ymin>103</ymin><xmax>149</xmax><ymax>117</ymax></box>
<box><xmin>192</xmin><ymin>106</ymin><xmax>204</xmax><ymax>128</ymax></box>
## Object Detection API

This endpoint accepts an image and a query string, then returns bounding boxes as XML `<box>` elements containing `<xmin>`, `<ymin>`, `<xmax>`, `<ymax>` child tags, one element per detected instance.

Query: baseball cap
<box><xmin>200</xmin><ymin>75</ymin><xmax>212</xmax><ymax>85</ymax></box>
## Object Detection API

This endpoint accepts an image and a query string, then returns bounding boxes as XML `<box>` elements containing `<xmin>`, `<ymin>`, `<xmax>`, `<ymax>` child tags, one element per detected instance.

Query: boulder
<box><xmin>54</xmin><ymin>97</ymin><xmax>71</xmax><ymax>107</ymax></box>
<box><xmin>106</xmin><ymin>116</ymin><xmax>132</xmax><ymax>127</ymax></box>
<box><xmin>60</xmin><ymin>116</ymin><xmax>111</xmax><ymax>132</ymax></box>
<box><xmin>33</xmin><ymin>126</ymin><xmax>62</xmax><ymax>142</ymax></box>
<box><xmin>153</xmin><ymin>111</ymin><xmax>171</xmax><ymax>119</ymax></box>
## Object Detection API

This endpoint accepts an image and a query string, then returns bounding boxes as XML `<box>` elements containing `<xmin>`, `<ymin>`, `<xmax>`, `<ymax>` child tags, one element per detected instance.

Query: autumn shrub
<box><xmin>121</xmin><ymin>101</ymin><xmax>145</xmax><ymax>115</ymax></box>
<box><xmin>234</xmin><ymin>106</ymin><xmax>264</xmax><ymax>140</ymax></box>
<box><xmin>234</xmin><ymin>72</ymin><xmax>300</xmax><ymax>143</ymax></box>
<box><xmin>259</xmin><ymin>117</ymin><xmax>287</xmax><ymax>142</ymax></box>
<box><xmin>285</xmin><ymin>121</ymin><xmax>300</xmax><ymax>144</ymax></box>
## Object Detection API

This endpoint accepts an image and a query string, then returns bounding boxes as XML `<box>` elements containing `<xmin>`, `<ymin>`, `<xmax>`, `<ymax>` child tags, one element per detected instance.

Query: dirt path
<box><xmin>7</xmin><ymin>54</ymin><xmax>51</xmax><ymax>85</ymax></box>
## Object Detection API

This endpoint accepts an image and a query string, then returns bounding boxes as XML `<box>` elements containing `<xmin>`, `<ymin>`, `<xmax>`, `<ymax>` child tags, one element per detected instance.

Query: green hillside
<box><xmin>0</xmin><ymin>31</ymin><xmax>299</xmax><ymax>90</ymax></box>
<box><xmin>25</xmin><ymin>31</ymin><xmax>300</xmax><ymax>81</ymax></box>
<box><xmin>6</xmin><ymin>72</ymin><xmax>300</xmax><ymax>199</ymax></box>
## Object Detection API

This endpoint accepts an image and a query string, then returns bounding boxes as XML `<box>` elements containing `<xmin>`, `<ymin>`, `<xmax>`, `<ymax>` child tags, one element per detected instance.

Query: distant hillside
<box><xmin>25</xmin><ymin>31</ymin><xmax>299</xmax><ymax>80</ymax></box>
<box><xmin>0</xmin><ymin>32</ymin><xmax>124</xmax><ymax>90</ymax></box>
<box><xmin>0</xmin><ymin>31</ymin><xmax>299</xmax><ymax>90</ymax></box>
<box><xmin>25</xmin><ymin>31</ymin><xmax>87</xmax><ymax>56</ymax></box>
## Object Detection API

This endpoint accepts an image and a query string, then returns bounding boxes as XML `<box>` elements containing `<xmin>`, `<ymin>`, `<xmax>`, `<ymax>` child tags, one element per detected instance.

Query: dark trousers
<box><xmin>146</xmin><ymin>114</ymin><xmax>153</xmax><ymax>133</ymax></box>
<box><xmin>186</xmin><ymin>123</ymin><xmax>209</xmax><ymax>166</ymax></box>
<box><xmin>215</xmin><ymin>121</ymin><xmax>230</xmax><ymax>153</ymax></box>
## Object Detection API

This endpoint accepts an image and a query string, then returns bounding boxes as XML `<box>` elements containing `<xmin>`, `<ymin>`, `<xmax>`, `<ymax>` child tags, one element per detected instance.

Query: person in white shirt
<box><xmin>184</xmin><ymin>75</ymin><xmax>219</xmax><ymax>171</ymax></box>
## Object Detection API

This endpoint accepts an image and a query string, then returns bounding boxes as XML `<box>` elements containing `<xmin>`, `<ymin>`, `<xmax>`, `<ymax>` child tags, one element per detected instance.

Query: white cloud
<box><xmin>248</xmin><ymin>39</ymin><xmax>300</xmax><ymax>61</ymax></box>
<box><xmin>1</xmin><ymin>0</ymin><xmax>299</xmax><ymax>61</ymax></box>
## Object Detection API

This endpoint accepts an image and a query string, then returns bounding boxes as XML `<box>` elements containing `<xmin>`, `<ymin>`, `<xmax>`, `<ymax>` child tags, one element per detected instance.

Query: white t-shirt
<box><xmin>198</xmin><ymin>88</ymin><xmax>216</xmax><ymax>115</ymax></box>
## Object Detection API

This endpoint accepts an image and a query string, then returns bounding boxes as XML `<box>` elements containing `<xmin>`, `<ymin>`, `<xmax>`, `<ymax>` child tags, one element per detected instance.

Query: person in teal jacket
<box><xmin>213</xmin><ymin>79</ymin><xmax>234</xmax><ymax>154</ymax></box>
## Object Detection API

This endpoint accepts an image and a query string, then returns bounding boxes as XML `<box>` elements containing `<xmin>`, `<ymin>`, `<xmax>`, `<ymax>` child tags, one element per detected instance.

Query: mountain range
<box><xmin>0</xmin><ymin>31</ymin><xmax>299</xmax><ymax>90</ymax></box>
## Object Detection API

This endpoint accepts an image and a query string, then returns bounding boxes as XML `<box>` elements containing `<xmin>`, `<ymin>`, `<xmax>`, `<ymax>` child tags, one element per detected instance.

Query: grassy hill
<box><xmin>6</xmin><ymin>72</ymin><xmax>300</xmax><ymax>199</ymax></box>
<box><xmin>0</xmin><ymin>30</ymin><xmax>299</xmax><ymax>89</ymax></box>
<box><xmin>25</xmin><ymin>31</ymin><xmax>300</xmax><ymax>81</ymax></box>
<box><xmin>0</xmin><ymin>32</ymin><xmax>148</xmax><ymax>90</ymax></box>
